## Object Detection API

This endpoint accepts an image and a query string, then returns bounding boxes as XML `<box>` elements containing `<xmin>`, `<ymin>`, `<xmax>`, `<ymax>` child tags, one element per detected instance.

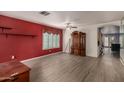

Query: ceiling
<box><xmin>0</xmin><ymin>11</ymin><xmax>124</xmax><ymax>29</ymax></box>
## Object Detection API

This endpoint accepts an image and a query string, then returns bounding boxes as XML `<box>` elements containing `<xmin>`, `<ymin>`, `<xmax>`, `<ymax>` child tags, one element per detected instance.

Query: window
<box><xmin>104</xmin><ymin>36</ymin><xmax>109</xmax><ymax>47</ymax></box>
<box><xmin>43</xmin><ymin>32</ymin><xmax>49</xmax><ymax>50</ymax></box>
<box><xmin>57</xmin><ymin>34</ymin><xmax>60</xmax><ymax>48</ymax></box>
<box><xmin>55</xmin><ymin>34</ymin><xmax>58</xmax><ymax>48</ymax></box>
<box><xmin>48</xmin><ymin>33</ymin><xmax>53</xmax><ymax>48</ymax></box>
<box><xmin>53</xmin><ymin>34</ymin><xmax>56</xmax><ymax>48</ymax></box>
<box><xmin>43</xmin><ymin>31</ymin><xmax>60</xmax><ymax>50</ymax></box>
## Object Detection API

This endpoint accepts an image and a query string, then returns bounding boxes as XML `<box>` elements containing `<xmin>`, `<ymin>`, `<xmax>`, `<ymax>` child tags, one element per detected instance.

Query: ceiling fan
<box><xmin>65</xmin><ymin>23</ymin><xmax>77</xmax><ymax>30</ymax></box>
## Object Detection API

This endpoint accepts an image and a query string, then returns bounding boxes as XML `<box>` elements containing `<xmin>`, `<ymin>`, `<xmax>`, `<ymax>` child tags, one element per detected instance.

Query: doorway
<box><xmin>98</xmin><ymin>25</ymin><xmax>120</xmax><ymax>56</ymax></box>
<box><xmin>103</xmin><ymin>34</ymin><xmax>120</xmax><ymax>54</ymax></box>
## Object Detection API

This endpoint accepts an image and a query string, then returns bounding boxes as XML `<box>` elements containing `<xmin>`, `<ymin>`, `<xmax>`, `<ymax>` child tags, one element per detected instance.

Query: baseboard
<box><xmin>21</xmin><ymin>52</ymin><xmax>62</xmax><ymax>63</ymax></box>
<box><xmin>62</xmin><ymin>51</ymin><xmax>70</xmax><ymax>54</ymax></box>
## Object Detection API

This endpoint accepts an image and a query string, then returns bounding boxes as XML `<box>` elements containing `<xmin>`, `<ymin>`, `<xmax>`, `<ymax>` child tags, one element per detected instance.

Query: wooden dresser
<box><xmin>71</xmin><ymin>31</ymin><xmax>86</xmax><ymax>56</ymax></box>
<box><xmin>0</xmin><ymin>61</ymin><xmax>30</xmax><ymax>82</ymax></box>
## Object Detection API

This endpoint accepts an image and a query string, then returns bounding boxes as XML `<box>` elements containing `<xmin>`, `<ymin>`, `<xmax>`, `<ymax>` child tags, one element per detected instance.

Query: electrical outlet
<box><xmin>11</xmin><ymin>56</ymin><xmax>15</xmax><ymax>59</ymax></box>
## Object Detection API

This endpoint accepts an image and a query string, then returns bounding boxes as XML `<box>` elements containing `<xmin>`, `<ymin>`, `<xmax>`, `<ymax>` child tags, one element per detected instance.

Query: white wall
<box><xmin>84</xmin><ymin>26</ymin><xmax>98</xmax><ymax>57</ymax></box>
<box><xmin>63</xmin><ymin>20</ymin><xmax>121</xmax><ymax>58</ymax></box>
<box><xmin>63</xmin><ymin>26</ymin><xmax>98</xmax><ymax>57</ymax></box>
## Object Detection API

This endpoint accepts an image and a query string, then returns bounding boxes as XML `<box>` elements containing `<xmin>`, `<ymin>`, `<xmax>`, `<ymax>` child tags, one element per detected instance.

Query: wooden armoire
<box><xmin>71</xmin><ymin>31</ymin><xmax>86</xmax><ymax>56</ymax></box>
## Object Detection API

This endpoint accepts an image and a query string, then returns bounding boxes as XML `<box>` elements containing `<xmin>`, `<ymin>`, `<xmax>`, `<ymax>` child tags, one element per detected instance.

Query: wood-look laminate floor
<box><xmin>23</xmin><ymin>53</ymin><xmax>124</xmax><ymax>82</ymax></box>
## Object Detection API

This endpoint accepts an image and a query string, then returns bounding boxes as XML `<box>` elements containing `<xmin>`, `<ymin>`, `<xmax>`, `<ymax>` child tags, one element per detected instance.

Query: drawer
<box><xmin>0</xmin><ymin>61</ymin><xmax>30</xmax><ymax>82</ymax></box>
<box><xmin>12</xmin><ymin>71</ymin><xmax>30</xmax><ymax>82</ymax></box>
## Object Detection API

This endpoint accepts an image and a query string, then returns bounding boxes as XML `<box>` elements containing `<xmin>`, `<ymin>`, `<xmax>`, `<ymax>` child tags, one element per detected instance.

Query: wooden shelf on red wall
<box><xmin>0</xmin><ymin>26</ymin><xmax>37</xmax><ymax>38</ymax></box>
<box><xmin>0</xmin><ymin>26</ymin><xmax>13</xmax><ymax>31</ymax></box>
<box><xmin>0</xmin><ymin>33</ymin><xmax>37</xmax><ymax>38</ymax></box>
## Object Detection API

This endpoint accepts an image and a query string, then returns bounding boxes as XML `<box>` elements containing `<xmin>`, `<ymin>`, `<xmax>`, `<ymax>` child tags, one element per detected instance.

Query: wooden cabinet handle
<box><xmin>10</xmin><ymin>72</ymin><xmax>19</xmax><ymax>81</ymax></box>
<box><xmin>10</xmin><ymin>72</ymin><xmax>19</xmax><ymax>77</ymax></box>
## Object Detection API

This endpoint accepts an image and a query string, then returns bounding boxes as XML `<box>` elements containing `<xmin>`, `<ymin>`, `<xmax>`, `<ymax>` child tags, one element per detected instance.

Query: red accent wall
<box><xmin>0</xmin><ymin>15</ymin><xmax>63</xmax><ymax>63</ymax></box>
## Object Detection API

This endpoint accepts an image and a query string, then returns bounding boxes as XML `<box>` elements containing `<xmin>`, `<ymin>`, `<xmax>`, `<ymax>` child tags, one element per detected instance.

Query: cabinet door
<box><xmin>80</xmin><ymin>34</ymin><xmax>86</xmax><ymax>56</ymax></box>
<box><xmin>80</xmin><ymin>34</ymin><xmax>86</xmax><ymax>49</ymax></box>
<box><xmin>71</xmin><ymin>31</ymin><xmax>86</xmax><ymax>56</ymax></box>
<box><xmin>73</xmin><ymin>33</ymin><xmax>79</xmax><ymax>49</ymax></box>
<box><xmin>72</xmin><ymin>33</ymin><xmax>79</xmax><ymax>55</ymax></box>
